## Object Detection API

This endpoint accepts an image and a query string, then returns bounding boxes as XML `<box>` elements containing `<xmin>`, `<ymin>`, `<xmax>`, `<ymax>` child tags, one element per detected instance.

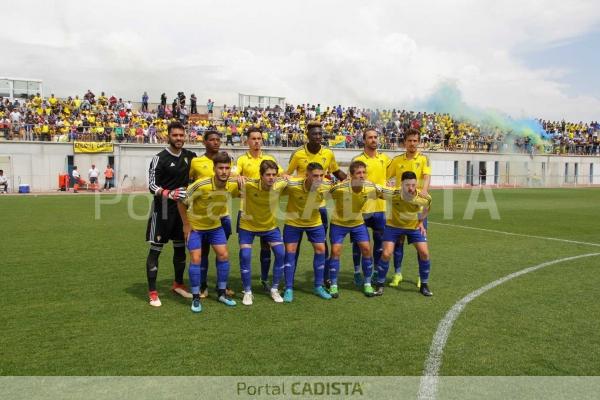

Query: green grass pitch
<box><xmin>1</xmin><ymin>188</ymin><xmax>599</xmax><ymax>376</ymax></box>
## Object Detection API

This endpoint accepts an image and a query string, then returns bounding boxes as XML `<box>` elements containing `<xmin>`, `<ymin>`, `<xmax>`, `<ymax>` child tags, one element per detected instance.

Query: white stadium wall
<box><xmin>0</xmin><ymin>142</ymin><xmax>599</xmax><ymax>192</ymax></box>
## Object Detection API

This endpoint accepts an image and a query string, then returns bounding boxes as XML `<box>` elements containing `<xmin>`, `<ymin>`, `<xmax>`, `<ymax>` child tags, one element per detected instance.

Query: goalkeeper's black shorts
<box><xmin>146</xmin><ymin>200</ymin><xmax>183</xmax><ymax>244</ymax></box>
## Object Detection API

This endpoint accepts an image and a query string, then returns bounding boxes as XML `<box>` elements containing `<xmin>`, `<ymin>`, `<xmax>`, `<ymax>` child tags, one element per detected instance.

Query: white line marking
<box><xmin>417</xmin><ymin>252</ymin><xmax>600</xmax><ymax>400</ymax></box>
<box><xmin>430</xmin><ymin>222</ymin><xmax>600</xmax><ymax>248</ymax></box>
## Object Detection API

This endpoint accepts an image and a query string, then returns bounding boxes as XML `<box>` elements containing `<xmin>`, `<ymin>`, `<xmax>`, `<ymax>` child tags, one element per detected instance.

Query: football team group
<box><xmin>144</xmin><ymin>120</ymin><xmax>433</xmax><ymax>313</ymax></box>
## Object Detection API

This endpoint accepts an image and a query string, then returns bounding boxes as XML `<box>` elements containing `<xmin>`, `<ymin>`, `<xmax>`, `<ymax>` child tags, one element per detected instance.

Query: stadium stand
<box><xmin>0</xmin><ymin>92</ymin><xmax>598</xmax><ymax>155</ymax></box>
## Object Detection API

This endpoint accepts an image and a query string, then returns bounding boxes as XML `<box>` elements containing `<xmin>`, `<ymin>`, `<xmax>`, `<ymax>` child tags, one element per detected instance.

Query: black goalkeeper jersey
<box><xmin>148</xmin><ymin>147</ymin><xmax>197</xmax><ymax>196</ymax></box>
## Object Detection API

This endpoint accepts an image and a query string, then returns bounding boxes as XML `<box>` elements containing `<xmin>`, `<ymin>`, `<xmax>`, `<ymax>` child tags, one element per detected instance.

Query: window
<box><xmin>494</xmin><ymin>161</ymin><xmax>499</xmax><ymax>184</ymax></box>
<box><xmin>453</xmin><ymin>161</ymin><xmax>458</xmax><ymax>184</ymax></box>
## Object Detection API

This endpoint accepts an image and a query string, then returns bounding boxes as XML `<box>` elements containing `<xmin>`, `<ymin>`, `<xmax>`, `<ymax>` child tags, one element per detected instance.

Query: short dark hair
<box><xmin>401</xmin><ymin>171</ymin><xmax>417</xmax><ymax>181</ymax></box>
<box><xmin>362</xmin><ymin>127</ymin><xmax>378</xmax><ymax>140</ymax></box>
<box><xmin>246</xmin><ymin>126</ymin><xmax>262</xmax><ymax>137</ymax></box>
<box><xmin>167</xmin><ymin>121</ymin><xmax>185</xmax><ymax>134</ymax></box>
<box><xmin>349</xmin><ymin>160</ymin><xmax>367</xmax><ymax>175</ymax></box>
<box><xmin>259</xmin><ymin>159</ymin><xmax>279</xmax><ymax>176</ymax></box>
<box><xmin>404</xmin><ymin>128</ymin><xmax>420</xmax><ymax>141</ymax></box>
<box><xmin>213</xmin><ymin>151</ymin><xmax>231</xmax><ymax>166</ymax></box>
<box><xmin>0</xmin><ymin>169</ymin><xmax>3</xmax><ymax>173</ymax></box>
<box><xmin>203</xmin><ymin>129</ymin><xmax>220</xmax><ymax>141</ymax></box>
<box><xmin>306</xmin><ymin>120</ymin><xmax>322</xmax><ymax>130</ymax></box>
<box><xmin>306</xmin><ymin>162</ymin><xmax>324</xmax><ymax>172</ymax></box>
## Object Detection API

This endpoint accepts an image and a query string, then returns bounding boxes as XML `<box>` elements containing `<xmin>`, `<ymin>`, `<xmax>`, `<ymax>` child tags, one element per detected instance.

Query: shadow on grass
<box><xmin>125</xmin><ymin>279</ymin><xmax>190</xmax><ymax>305</ymax></box>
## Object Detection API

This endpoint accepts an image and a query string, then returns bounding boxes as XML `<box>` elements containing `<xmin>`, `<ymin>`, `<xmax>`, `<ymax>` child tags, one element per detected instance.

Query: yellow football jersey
<box><xmin>385</xmin><ymin>190</ymin><xmax>432</xmax><ymax>230</ymax></box>
<box><xmin>189</xmin><ymin>155</ymin><xmax>215</xmax><ymax>181</ymax></box>
<box><xmin>184</xmin><ymin>177</ymin><xmax>239</xmax><ymax>231</ymax></box>
<box><xmin>329</xmin><ymin>181</ymin><xmax>379</xmax><ymax>228</ymax></box>
<box><xmin>286</xmin><ymin>145</ymin><xmax>340</xmax><ymax>177</ymax></box>
<box><xmin>352</xmin><ymin>151</ymin><xmax>391</xmax><ymax>213</ymax></box>
<box><xmin>236</xmin><ymin>151</ymin><xmax>282</xmax><ymax>179</ymax></box>
<box><xmin>286</xmin><ymin>145</ymin><xmax>340</xmax><ymax>208</ymax></box>
<box><xmin>283</xmin><ymin>178</ymin><xmax>332</xmax><ymax>228</ymax></box>
<box><xmin>387</xmin><ymin>152</ymin><xmax>431</xmax><ymax>189</ymax></box>
<box><xmin>239</xmin><ymin>178</ymin><xmax>288</xmax><ymax>232</ymax></box>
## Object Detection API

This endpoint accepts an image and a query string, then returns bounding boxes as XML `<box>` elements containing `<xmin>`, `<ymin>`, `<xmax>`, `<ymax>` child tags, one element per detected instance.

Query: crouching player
<box><xmin>177</xmin><ymin>151</ymin><xmax>239</xmax><ymax>312</ymax></box>
<box><xmin>328</xmin><ymin>160</ymin><xmax>378</xmax><ymax>298</ymax></box>
<box><xmin>374</xmin><ymin>171</ymin><xmax>433</xmax><ymax>296</ymax></box>
<box><xmin>281</xmin><ymin>162</ymin><xmax>333</xmax><ymax>302</ymax></box>
<box><xmin>238</xmin><ymin>160</ymin><xmax>287</xmax><ymax>306</ymax></box>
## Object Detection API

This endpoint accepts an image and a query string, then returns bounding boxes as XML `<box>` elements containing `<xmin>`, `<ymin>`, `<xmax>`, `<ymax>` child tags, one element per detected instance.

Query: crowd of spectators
<box><xmin>1</xmin><ymin>91</ymin><xmax>599</xmax><ymax>155</ymax></box>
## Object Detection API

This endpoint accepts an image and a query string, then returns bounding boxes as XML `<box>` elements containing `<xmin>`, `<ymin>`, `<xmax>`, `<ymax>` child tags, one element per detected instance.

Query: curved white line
<box><xmin>417</xmin><ymin>252</ymin><xmax>600</xmax><ymax>400</ymax></box>
<box><xmin>429</xmin><ymin>222</ymin><xmax>600</xmax><ymax>248</ymax></box>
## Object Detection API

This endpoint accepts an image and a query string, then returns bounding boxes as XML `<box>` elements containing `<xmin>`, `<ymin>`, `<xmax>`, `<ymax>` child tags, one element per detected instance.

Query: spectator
<box><xmin>88</xmin><ymin>164</ymin><xmax>100</xmax><ymax>190</ymax></box>
<box><xmin>72</xmin><ymin>166</ymin><xmax>83</xmax><ymax>193</ymax></box>
<box><xmin>0</xmin><ymin>169</ymin><xmax>8</xmax><ymax>193</ymax></box>
<box><xmin>142</xmin><ymin>92</ymin><xmax>149</xmax><ymax>112</ymax></box>
<box><xmin>190</xmin><ymin>93</ymin><xmax>197</xmax><ymax>114</ymax></box>
<box><xmin>103</xmin><ymin>164</ymin><xmax>114</xmax><ymax>191</ymax></box>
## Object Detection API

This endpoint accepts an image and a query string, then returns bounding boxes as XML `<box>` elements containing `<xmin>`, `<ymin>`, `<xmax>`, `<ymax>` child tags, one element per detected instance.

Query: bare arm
<box><xmin>177</xmin><ymin>201</ymin><xmax>191</xmax><ymax>244</ymax></box>
<box><xmin>421</xmin><ymin>174</ymin><xmax>431</xmax><ymax>195</ymax></box>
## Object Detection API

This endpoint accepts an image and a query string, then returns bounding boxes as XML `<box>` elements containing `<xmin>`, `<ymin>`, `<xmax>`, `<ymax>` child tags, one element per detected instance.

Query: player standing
<box><xmin>238</xmin><ymin>160</ymin><xmax>287</xmax><ymax>305</ymax></box>
<box><xmin>285</xmin><ymin>121</ymin><xmax>347</xmax><ymax>285</ymax></box>
<box><xmin>146</xmin><ymin>121</ymin><xmax>196</xmax><ymax>307</ymax></box>
<box><xmin>235</xmin><ymin>127</ymin><xmax>283</xmax><ymax>292</ymax></box>
<box><xmin>373</xmin><ymin>171</ymin><xmax>433</xmax><ymax>296</ymax></box>
<box><xmin>386</xmin><ymin>128</ymin><xmax>431</xmax><ymax>287</ymax></box>
<box><xmin>189</xmin><ymin>130</ymin><xmax>235</xmax><ymax>298</ymax></box>
<box><xmin>351</xmin><ymin>128</ymin><xmax>391</xmax><ymax>286</ymax></box>
<box><xmin>328</xmin><ymin>160</ymin><xmax>379</xmax><ymax>298</ymax></box>
<box><xmin>178</xmin><ymin>151</ymin><xmax>239</xmax><ymax>312</ymax></box>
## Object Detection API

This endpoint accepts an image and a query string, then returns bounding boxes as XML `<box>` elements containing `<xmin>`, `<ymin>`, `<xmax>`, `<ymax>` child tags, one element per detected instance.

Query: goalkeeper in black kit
<box><xmin>145</xmin><ymin>121</ymin><xmax>197</xmax><ymax>307</ymax></box>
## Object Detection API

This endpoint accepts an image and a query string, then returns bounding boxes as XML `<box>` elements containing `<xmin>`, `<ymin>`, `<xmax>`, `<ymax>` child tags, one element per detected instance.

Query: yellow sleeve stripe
<box><xmin>189</xmin><ymin>177</ymin><xmax>212</xmax><ymax>190</ymax></box>
<box><xmin>188</xmin><ymin>179</ymin><xmax>210</xmax><ymax>196</ymax></box>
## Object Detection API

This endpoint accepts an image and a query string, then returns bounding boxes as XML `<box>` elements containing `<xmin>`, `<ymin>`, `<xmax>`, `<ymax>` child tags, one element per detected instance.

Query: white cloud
<box><xmin>2</xmin><ymin>0</ymin><xmax>599</xmax><ymax>120</ymax></box>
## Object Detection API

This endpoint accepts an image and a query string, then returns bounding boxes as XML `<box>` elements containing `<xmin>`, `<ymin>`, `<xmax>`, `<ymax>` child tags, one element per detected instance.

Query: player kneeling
<box><xmin>178</xmin><ymin>152</ymin><xmax>240</xmax><ymax>312</ymax></box>
<box><xmin>374</xmin><ymin>171</ymin><xmax>433</xmax><ymax>297</ymax></box>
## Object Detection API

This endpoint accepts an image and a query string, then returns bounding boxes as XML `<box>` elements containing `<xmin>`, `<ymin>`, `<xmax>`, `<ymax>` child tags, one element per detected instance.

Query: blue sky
<box><xmin>520</xmin><ymin>29</ymin><xmax>600</xmax><ymax>103</ymax></box>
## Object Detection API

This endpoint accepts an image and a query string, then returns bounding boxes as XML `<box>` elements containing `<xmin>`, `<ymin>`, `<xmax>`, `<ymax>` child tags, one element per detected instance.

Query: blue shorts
<box><xmin>382</xmin><ymin>225</ymin><xmax>427</xmax><ymax>244</ymax></box>
<box><xmin>220</xmin><ymin>215</ymin><xmax>232</xmax><ymax>239</ymax></box>
<box><xmin>238</xmin><ymin>227</ymin><xmax>282</xmax><ymax>245</ymax></box>
<box><xmin>202</xmin><ymin>216</ymin><xmax>231</xmax><ymax>248</ymax></box>
<box><xmin>283</xmin><ymin>224</ymin><xmax>326</xmax><ymax>244</ymax></box>
<box><xmin>188</xmin><ymin>227</ymin><xmax>228</xmax><ymax>250</ymax></box>
<box><xmin>329</xmin><ymin>223</ymin><xmax>370</xmax><ymax>245</ymax></box>
<box><xmin>363</xmin><ymin>211</ymin><xmax>386</xmax><ymax>232</ymax></box>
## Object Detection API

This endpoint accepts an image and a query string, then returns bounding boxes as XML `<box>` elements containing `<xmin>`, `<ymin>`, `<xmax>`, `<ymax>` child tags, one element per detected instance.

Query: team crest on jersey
<box><xmin>415</xmin><ymin>163</ymin><xmax>420</xmax><ymax>168</ymax></box>
<box><xmin>322</xmin><ymin>158</ymin><xmax>327</xmax><ymax>164</ymax></box>
<box><xmin>170</xmin><ymin>162</ymin><xmax>175</xmax><ymax>167</ymax></box>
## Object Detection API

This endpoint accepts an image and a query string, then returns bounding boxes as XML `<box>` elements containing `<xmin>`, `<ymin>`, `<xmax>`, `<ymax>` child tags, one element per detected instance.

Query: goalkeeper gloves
<box><xmin>161</xmin><ymin>187</ymin><xmax>187</xmax><ymax>201</ymax></box>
